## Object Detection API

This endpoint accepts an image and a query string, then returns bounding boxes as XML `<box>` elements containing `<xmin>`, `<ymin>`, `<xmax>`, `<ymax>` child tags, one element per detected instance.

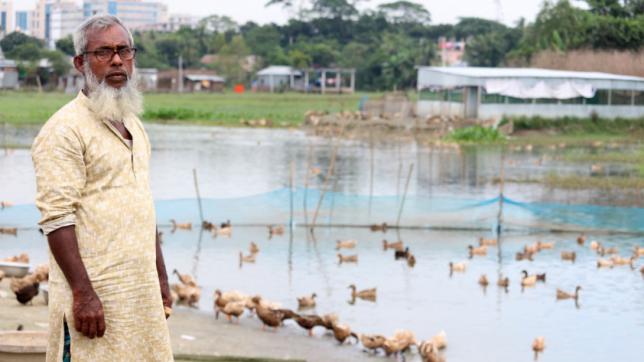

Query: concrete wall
<box><xmin>0</xmin><ymin>70</ymin><xmax>19</xmax><ymax>89</ymax></box>
<box><xmin>417</xmin><ymin>100</ymin><xmax>644</xmax><ymax>119</ymax></box>
<box><xmin>417</xmin><ymin>101</ymin><xmax>465</xmax><ymax>118</ymax></box>
<box><xmin>478</xmin><ymin>104</ymin><xmax>644</xmax><ymax>119</ymax></box>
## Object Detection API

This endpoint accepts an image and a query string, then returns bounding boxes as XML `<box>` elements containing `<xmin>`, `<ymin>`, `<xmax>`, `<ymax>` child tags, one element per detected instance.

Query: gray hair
<box><xmin>73</xmin><ymin>14</ymin><xmax>134</xmax><ymax>56</ymax></box>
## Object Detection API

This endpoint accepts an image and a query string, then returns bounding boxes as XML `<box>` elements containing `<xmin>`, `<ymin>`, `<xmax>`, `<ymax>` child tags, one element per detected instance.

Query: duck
<box><xmin>249</xmin><ymin>242</ymin><xmax>260</xmax><ymax>255</ymax></box>
<box><xmin>370</xmin><ymin>223</ymin><xmax>388</xmax><ymax>232</ymax></box>
<box><xmin>537</xmin><ymin>241</ymin><xmax>554</xmax><ymax>250</ymax></box>
<box><xmin>468</xmin><ymin>245</ymin><xmax>488</xmax><ymax>257</ymax></box>
<box><xmin>640</xmin><ymin>266</ymin><xmax>644</xmax><ymax>275</ymax></box>
<box><xmin>0</xmin><ymin>270</ymin><xmax>4</xmax><ymax>282</ymax></box>
<box><xmin>497</xmin><ymin>275</ymin><xmax>510</xmax><ymax>289</ymax></box>
<box><xmin>0</xmin><ymin>227</ymin><xmax>18</xmax><ymax>236</ymax></box>
<box><xmin>536</xmin><ymin>273</ymin><xmax>546</xmax><ymax>282</ymax></box>
<box><xmin>268</xmin><ymin>225</ymin><xmax>284</xmax><ymax>238</ymax></box>
<box><xmin>360</xmin><ymin>334</ymin><xmax>386</xmax><ymax>353</ymax></box>
<box><xmin>634</xmin><ymin>246</ymin><xmax>644</xmax><ymax>257</ymax></box>
<box><xmin>561</xmin><ymin>251</ymin><xmax>576</xmax><ymax>262</ymax></box>
<box><xmin>170</xmin><ymin>219</ymin><xmax>192</xmax><ymax>232</ymax></box>
<box><xmin>321</xmin><ymin>313</ymin><xmax>338</xmax><ymax>330</ymax></box>
<box><xmin>33</xmin><ymin>264</ymin><xmax>49</xmax><ymax>282</ymax></box>
<box><xmin>431</xmin><ymin>330</ymin><xmax>447</xmax><ymax>350</ymax></box>
<box><xmin>331</xmin><ymin>322</ymin><xmax>358</xmax><ymax>344</ymax></box>
<box><xmin>239</xmin><ymin>252</ymin><xmax>257</xmax><ymax>265</ymax></box>
<box><xmin>556</xmin><ymin>286</ymin><xmax>581</xmax><ymax>300</ymax></box>
<box><xmin>10</xmin><ymin>273</ymin><xmax>41</xmax><ymax>305</ymax></box>
<box><xmin>394</xmin><ymin>247</ymin><xmax>410</xmax><ymax>260</ymax></box>
<box><xmin>383</xmin><ymin>239</ymin><xmax>404</xmax><ymax>251</ymax></box>
<box><xmin>532</xmin><ymin>336</ymin><xmax>545</xmax><ymax>353</ymax></box>
<box><xmin>213</xmin><ymin>289</ymin><xmax>247</xmax><ymax>319</ymax></box>
<box><xmin>173</xmin><ymin>269</ymin><xmax>197</xmax><ymax>287</ymax></box>
<box><xmin>336</xmin><ymin>239</ymin><xmax>357</xmax><ymax>250</ymax></box>
<box><xmin>590</xmin><ymin>240</ymin><xmax>601</xmax><ymax>251</ymax></box>
<box><xmin>598</xmin><ymin>246</ymin><xmax>618</xmax><ymax>256</ymax></box>
<box><xmin>294</xmin><ymin>314</ymin><xmax>324</xmax><ymax>337</ymax></box>
<box><xmin>478</xmin><ymin>274</ymin><xmax>489</xmax><ymax>287</ymax></box>
<box><xmin>577</xmin><ymin>234</ymin><xmax>586</xmax><ymax>246</ymax></box>
<box><xmin>479</xmin><ymin>237</ymin><xmax>497</xmax><ymax>246</ymax></box>
<box><xmin>218</xmin><ymin>221</ymin><xmax>232</xmax><ymax>237</ymax></box>
<box><xmin>407</xmin><ymin>254</ymin><xmax>417</xmax><ymax>268</ymax></box>
<box><xmin>597</xmin><ymin>258</ymin><xmax>614</xmax><ymax>268</ymax></box>
<box><xmin>1</xmin><ymin>253</ymin><xmax>29</xmax><ymax>263</ymax></box>
<box><xmin>418</xmin><ymin>340</ymin><xmax>445</xmax><ymax>362</ymax></box>
<box><xmin>521</xmin><ymin>270</ymin><xmax>537</xmax><ymax>287</ymax></box>
<box><xmin>611</xmin><ymin>255</ymin><xmax>635</xmax><ymax>268</ymax></box>
<box><xmin>171</xmin><ymin>283</ymin><xmax>200</xmax><ymax>307</ymax></box>
<box><xmin>348</xmin><ymin>284</ymin><xmax>377</xmax><ymax>301</ymax></box>
<box><xmin>201</xmin><ymin>220</ymin><xmax>215</xmax><ymax>231</ymax></box>
<box><xmin>0</xmin><ymin>201</ymin><xmax>14</xmax><ymax>209</ymax></box>
<box><xmin>391</xmin><ymin>329</ymin><xmax>417</xmax><ymax>352</ymax></box>
<box><xmin>516</xmin><ymin>250</ymin><xmax>534</xmax><ymax>261</ymax></box>
<box><xmin>251</xmin><ymin>296</ymin><xmax>285</xmax><ymax>331</ymax></box>
<box><xmin>524</xmin><ymin>243</ymin><xmax>539</xmax><ymax>254</ymax></box>
<box><xmin>449</xmin><ymin>261</ymin><xmax>466</xmax><ymax>273</ymax></box>
<box><xmin>297</xmin><ymin>293</ymin><xmax>317</xmax><ymax>309</ymax></box>
<box><xmin>221</xmin><ymin>301</ymin><xmax>246</xmax><ymax>323</ymax></box>
<box><xmin>337</xmin><ymin>253</ymin><xmax>358</xmax><ymax>264</ymax></box>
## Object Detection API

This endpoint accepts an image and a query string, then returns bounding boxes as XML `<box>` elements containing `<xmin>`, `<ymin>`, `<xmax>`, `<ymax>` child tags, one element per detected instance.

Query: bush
<box><xmin>143</xmin><ymin>108</ymin><xmax>213</xmax><ymax>121</ymax></box>
<box><xmin>445</xmin><ymin>125</ymin><xmax>506</xmax><ymax>143</ymax></box>
<box><xmin>511</xmin><ymin>116</ymin><xmax>644</xmax><ymax>133</ymax></box>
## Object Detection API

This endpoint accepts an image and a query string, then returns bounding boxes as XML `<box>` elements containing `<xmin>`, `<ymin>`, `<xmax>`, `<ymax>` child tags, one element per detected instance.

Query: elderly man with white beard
<box><xmin>31</xmin><ymin>15</ymin><xmax>173</xmax><ymax>362</ymax></box>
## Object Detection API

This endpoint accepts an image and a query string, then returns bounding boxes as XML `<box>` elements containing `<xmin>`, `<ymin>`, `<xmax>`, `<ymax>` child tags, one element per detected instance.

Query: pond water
<box><xmin>1</xmin><ymin>124</ymin><xmax>643</xmax><ymax>362</ymax></box>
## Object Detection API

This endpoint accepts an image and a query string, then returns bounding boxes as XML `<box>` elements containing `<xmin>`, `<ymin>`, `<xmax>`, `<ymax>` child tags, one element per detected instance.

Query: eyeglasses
<box><xmin>83</xmin><ymin>46</ymin><xmax>137</xmax><ymax>62</ymax></box>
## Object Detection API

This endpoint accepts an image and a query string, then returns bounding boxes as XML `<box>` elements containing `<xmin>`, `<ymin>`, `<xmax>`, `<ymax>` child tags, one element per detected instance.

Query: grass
<box><xmin>562</xmin><ymin>148</ymin><xmax>644</xmax><ymax>164</ymax></box>
<box><xmin>0</xmin><ymin>91</ymin><xmax>369</xmax><ymax>127</ymax></box>
<box><xmin>543</xmin><ymin>173</ymin><xmax>644</xmax><ymax>190</ymax></box>
<box><xmin>510</xmin><ymin>115</ymin><xmax>644</xmax><ymax>134</ymax></box>
<box><xmin>445</xmin><ymin>125</ymin><xmax>506</xmax><ymax>144</ymax></box>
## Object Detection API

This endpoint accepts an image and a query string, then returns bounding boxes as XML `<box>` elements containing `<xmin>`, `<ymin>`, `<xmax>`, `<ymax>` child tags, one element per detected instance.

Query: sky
<box><xmin>16</xmin><ymin>0</ymin><xmax>545</xmax><ymax>26</ymax></box>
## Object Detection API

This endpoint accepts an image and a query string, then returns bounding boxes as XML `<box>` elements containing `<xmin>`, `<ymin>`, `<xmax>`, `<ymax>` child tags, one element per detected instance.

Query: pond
<box><xmin>1</xmin><ymin>124</ymin><xmax>643</xmax><ymax>362</ymax></box>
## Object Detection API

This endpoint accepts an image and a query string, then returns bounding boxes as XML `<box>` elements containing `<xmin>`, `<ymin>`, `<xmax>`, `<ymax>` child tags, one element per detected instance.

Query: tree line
<box><xmin>1</xmin><ymin>0</ymin><xmax>642</xmax><ymax>90</ymax></box>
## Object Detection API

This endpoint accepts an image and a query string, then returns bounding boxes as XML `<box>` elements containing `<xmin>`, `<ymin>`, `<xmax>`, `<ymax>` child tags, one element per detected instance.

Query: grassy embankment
<box><xmin>0</xmin><ymin>91</ymin><xmax>366</xmax><ymax>127</ymax></box>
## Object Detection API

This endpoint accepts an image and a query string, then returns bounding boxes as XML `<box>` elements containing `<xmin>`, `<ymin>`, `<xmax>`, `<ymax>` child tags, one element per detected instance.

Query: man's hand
<box><xmin>72</xmin><ymin>288</ymin><xmax>106</xmax><ymax>339</ymax></box>
<box><xmin>160</xmin><ymin>279</ymin><xmax>172</xmax><ymax>319</ymax></box>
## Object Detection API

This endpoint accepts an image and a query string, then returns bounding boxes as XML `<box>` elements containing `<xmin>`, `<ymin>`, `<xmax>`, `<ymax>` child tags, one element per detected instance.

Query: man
<box><xmin>32</xmin><ymin>15</ymin><xmax>173</xmax><ymax>361</ymax></box>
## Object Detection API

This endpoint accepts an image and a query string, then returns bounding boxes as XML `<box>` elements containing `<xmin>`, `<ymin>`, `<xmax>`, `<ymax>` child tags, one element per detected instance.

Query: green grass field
<box><xmin>0</xmin><ymin>91</ymin><xmax>368</xmax><ymax>126</ymax></box>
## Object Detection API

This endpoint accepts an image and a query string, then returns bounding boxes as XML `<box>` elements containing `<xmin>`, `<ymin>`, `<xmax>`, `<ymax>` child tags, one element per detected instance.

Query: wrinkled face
<box><xmin>74</xmin><ymin>24</ymin><xmax>134</xmax><ymax>89</ymax></box>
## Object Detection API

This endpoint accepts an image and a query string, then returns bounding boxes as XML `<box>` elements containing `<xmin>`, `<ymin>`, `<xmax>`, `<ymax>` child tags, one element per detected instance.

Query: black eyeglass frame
<box><xmin>82</xmin><ymin>46</ymin><xmax>138</xmax><ymax>62</ymax></box>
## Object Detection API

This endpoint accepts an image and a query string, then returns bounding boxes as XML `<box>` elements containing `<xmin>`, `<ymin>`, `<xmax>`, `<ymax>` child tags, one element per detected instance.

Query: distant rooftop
<box><xmin>257</xmin><ymin>66</ymin><xmax>302</xmax><ymax>77</ymax></box>
<box><xmin>418</xmin><ymin>66</ymin><xmax>644</xmax><ymax>82</ymax></box>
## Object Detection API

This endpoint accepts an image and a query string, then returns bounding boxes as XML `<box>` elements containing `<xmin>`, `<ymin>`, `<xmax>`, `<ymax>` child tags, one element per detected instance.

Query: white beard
<box><xmin>83</xmin><ymin>63</ymin><xmax>143</xmax><ymax>122</ymax></box>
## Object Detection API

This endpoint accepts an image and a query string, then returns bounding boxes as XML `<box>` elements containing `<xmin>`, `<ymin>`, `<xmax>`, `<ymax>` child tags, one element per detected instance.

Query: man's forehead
<box><xmin>86</xmin><ymin>25</ymin><xmax>130</xmax><ymax>49</ymax></box>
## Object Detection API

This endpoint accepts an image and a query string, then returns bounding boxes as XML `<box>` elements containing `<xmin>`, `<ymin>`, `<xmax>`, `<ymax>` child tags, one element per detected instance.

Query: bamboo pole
<box><xmin>368</xmin><ymin>128</ymin><xmax>374</xmax><ymax>216</ymax></box>
<box><xmin>193</xmin><ymin>168</ymin><xmax>204</xmax><ymax>223</ymax></box>
<box><xmin>396</xmin><ymin>163</ymin><xmax>414</xmax><ymax>227</ymax></box>
<box><xmin>310</xmin><ymin>142</ymin><xmax>339</xmax><ymax>231</ymax></box>
<box><xmin>289</xmin><ymin>160</ymin><xmax>295</xmax><ymax>230</ymax></box>
<box><xmin>303</xmin><ymin>144</ymin><xmax>313</xmax><ymax>225</ymax></box>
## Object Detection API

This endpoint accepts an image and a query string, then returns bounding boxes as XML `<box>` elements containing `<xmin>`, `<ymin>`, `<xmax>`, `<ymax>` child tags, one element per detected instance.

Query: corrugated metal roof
<box><xmin>417</xmin><ymin>67</ymin><xmax>644</xmax><ymax>82</ymax></box>
<box><xmin>257</xmin><ymin>65</ymin><xmax>301</xmax><ymax>76</ymax></box>
<box><xmin>185</xmin><ymin>74</ymin><xmax>225</xmax><ymax>82</ymax></box>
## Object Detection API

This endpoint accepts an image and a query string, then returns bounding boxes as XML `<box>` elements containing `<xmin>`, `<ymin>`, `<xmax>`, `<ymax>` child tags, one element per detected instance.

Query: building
<box><xmin>158</xmin><ymin>69</ymin><xmax>225</xmax><ymax>92</ymax></box>
<box><xmin>49</xmin><ymin>1</ymin><xmax>84</xmax><ymax>48</ymax></box>
<box><xmin>416</xmin><ymin>67</ymin><xmax>644</xmax><ymax>120</ymax></box>
<box><xmin>136</xmin><ymin>13</ymin><xmax>200</xmax><ymax>32</ymax></box>
<box><xmin>438</xmin><ymin>37</ymin><xmax>466</xmax><ymax>67</ymax></box>
<box><xmin>15</xmin><ymin>10</ymin><xmax>36</xmax><ymax>36</ymax></box>
<box><xmin>83</xmin><ymin>0</ymin><xmax>168</xmax><ymax>30</ymax></box>
<box><xmin>0</xmin><ymin>47</ymin><xmax>18</xmax><ymax>89</ymax></box>
<box><xmin>0</xmin><ymin>0</ymin><xmax>13</xmax><ymax>36</ymax></box>
<box><xmin>255</xmin><ymin>66</ymin><xmax>301</xmax><ymax>92</ymax></box>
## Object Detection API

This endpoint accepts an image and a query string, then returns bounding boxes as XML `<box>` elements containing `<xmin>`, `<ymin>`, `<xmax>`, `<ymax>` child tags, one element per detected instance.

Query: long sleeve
<box><xmin>32</xmin><ymin>122</ymin><xmax>86</xmax><ymax>235</ymax></box>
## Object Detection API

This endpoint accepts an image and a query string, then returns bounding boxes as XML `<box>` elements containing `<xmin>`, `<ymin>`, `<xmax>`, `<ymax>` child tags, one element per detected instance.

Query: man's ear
<box><xmin>73</xmin><ymin>55</ymin><xmax>85</xmax><ymax>74</ymax></box>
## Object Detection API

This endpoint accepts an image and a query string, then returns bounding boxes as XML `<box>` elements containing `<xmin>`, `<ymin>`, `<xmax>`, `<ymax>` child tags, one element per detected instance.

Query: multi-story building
<box><xmin>49</xmin><ymin>1</ymin><xmax>84</xmax><ymax>48</ymax></box>
<box><xmin>0</xmin><ymin>0</ymin><xmax>14</xmax><ymax>36</ymax></box>
<box><xmin>137</xmin><ymin>13</ymin><xmax>199</xmax><ymax>32</ymax></box>
<box><xmin>15</xmin><ymin>10</ymin><xmax>36</xmax><ymax>35</ymax></box>
<box><xmin>83</xmin><ymin>0</ymin><xmax>168</xmax><ymax>30</ymax></box>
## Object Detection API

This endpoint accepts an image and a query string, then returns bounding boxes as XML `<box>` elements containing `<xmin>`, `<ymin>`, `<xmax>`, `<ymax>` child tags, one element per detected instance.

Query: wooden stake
<box><xmin>396</xmin><ymin>163</ymin><xmax>414</xmax><ymax>227</ymax></box>
<box><xmin>193</xmin><ymin>168</ymin><xmax>204</xmax><ymax>223</ymax></box>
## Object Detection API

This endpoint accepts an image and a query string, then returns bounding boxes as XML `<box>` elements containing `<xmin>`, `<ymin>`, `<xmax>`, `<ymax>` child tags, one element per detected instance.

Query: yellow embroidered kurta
<box><xmin>32</xmin><ymin>91</ymin><xmax>173</xmax><ymax>361</ymax></box>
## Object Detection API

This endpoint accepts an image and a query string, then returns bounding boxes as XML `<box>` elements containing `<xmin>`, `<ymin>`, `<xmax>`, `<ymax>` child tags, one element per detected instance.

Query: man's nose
<box><xmin>111</xmin><ymin>52</ymin><xmax>123</xmax><ymax>66</ymax></box>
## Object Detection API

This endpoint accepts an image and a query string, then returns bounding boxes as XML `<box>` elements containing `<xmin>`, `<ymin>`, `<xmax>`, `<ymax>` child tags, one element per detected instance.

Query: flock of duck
<box><xmin>2</xmin><ymin>206</ymin><xmax>644</xmax><ymax>361</ymax></box>
<box><xmin>168</xmin><ymin>220</ymin><xmax>447</xmax><ymax>361</ymax></box>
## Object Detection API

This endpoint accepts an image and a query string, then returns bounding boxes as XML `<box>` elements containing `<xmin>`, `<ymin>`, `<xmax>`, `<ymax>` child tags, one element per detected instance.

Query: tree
<box><xmin>55</xmin><ymin>35</ymin><xmax>75</xmax><ymax>56</ymax></box>
<box><xmin>310</xmin><ymin>0</ymin><xmax>359</xmax><ymax>19</ymax></box>
<box><xmin>465</xmin><ymin>28</ymin><xmax>522</xmax><ymax>66</ymax></box>
<box><xmin>377</xmin><ymin>1</ymin><xmax>431</xmax><ymax>24</ymax></box>
<box><xmin>0</xmin><ymin>32</ymin><xmax>43</xmax><ymax>54</ymax></box>
<box><xmin>199</xmin><ymin>15</ymin><xmax>239</xmax><ymax>33</ymax></box>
